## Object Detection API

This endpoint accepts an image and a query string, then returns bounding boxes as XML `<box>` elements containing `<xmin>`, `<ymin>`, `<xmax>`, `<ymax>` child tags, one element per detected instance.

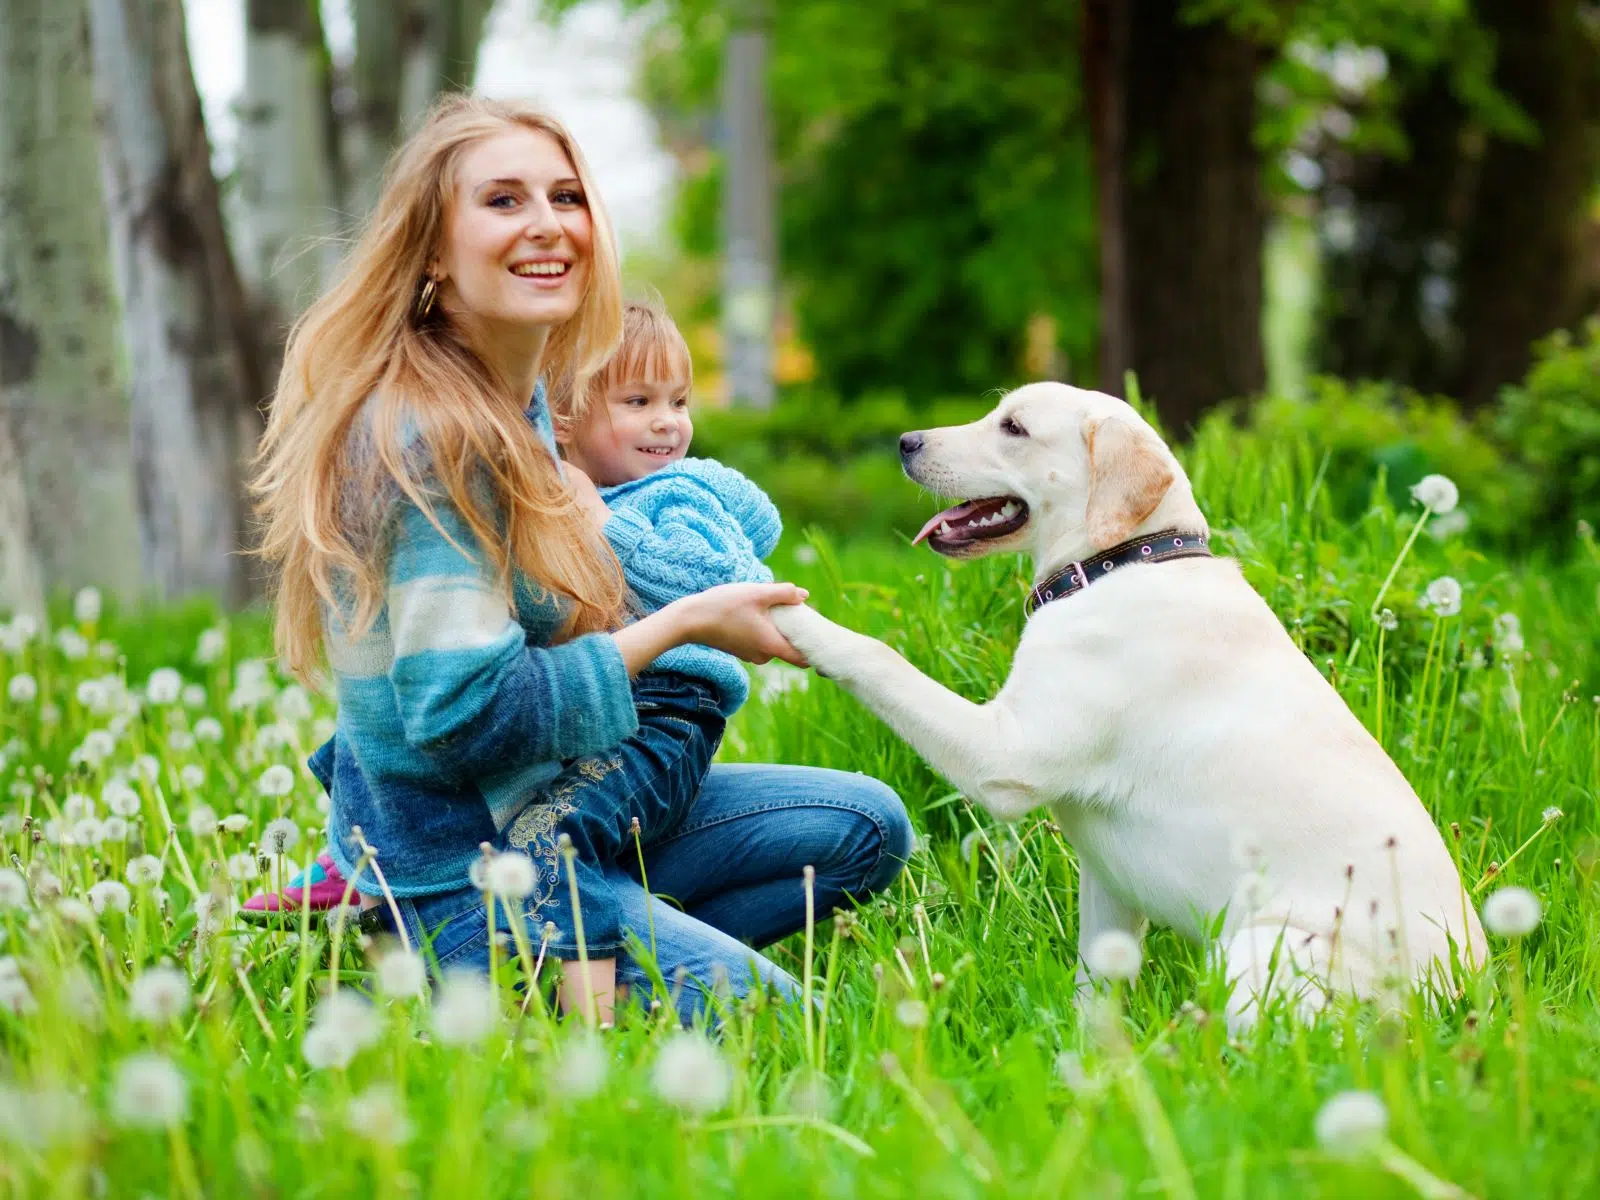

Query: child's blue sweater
<box><xmin>600</xmin><ymin>457</ymin><xmax>781</xmax><ymax>716</ymax></box>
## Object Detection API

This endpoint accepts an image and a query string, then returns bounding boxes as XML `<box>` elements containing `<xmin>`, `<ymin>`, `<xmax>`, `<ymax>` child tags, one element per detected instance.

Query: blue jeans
<box><xmin>378</xmin><ymin>763</ymin><xmax>913</xmax><ymax>1023</ymax></box>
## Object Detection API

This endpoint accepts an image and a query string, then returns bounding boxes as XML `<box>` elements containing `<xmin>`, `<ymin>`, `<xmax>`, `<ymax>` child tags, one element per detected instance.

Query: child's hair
<box><xmin>553</xmin><ymin>297</ymin><xmax>693</xmax><ymax>436</ymax></box>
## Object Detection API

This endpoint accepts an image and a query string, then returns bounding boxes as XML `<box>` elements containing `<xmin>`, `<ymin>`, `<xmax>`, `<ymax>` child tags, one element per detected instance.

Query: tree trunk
<box><xmin>721</xmin><ymin>3</ymin><xmax>777</xmax><ymax>408</ymax></box>
<box><xmin>1082</xmin><ymin>0</ymin><xmax>1130</xmax><ymax>395</ymax></box>
<box><xmin>1453</xmin><ymin>0</ymin><xmax>1600</xmax><ymax>410</ymax></box>
<box><xmin>238</xmin><ymin>0</ymin><xmax>339</xmax><ymax>360</ymax></box>
<box><xmin>0</xmin><ymin>0</ymin><xmax>143</xmax><ymax>608</ymax></box>
<box><xmin>0</xmin><ymin>415</ymin><xmax>45</xmax><ymax>624</ymax></box>
<box><xmin>345</xmin><ymin>0</ymin><xmax>492</xmax><ymax>220</ymax></box>
<box><xmin>1092</xmin><ymin>0</ymin><xmax>1268</xmax><ymax>433</ymax></box>
<box><xmin>89</xmin><ymin>0</ymin><xmax>267</xmax><ymax>606</ymax></box>
<box><xmin>1313</xmin><ymin>71</ymin><xmax>1470</xmax><ymax>394</ymax></box>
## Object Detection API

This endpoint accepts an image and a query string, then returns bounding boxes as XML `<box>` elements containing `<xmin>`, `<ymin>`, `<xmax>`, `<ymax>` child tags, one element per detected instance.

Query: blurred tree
<box><xmin>0</xmin><ymin>0</ymin><xmax>143</xmax><ymax>611</ymax></box>
<box><xmin>237</xmin><ymin>0</ymin><xmax>342</xmax><ymax>362</ymax></box>
<box><xmin>1306</xmin><ymin>0</ymin><xmax>1598</xmax><ymax>409</ymax></box>
<box><xmin>89</xmin><ymin>0</ymin><xmax>267</xmax><ymax>605</ymax></box>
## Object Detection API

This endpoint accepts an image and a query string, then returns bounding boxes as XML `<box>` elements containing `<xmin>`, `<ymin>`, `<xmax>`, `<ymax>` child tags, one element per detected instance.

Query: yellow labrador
<box><xmin>772</xmin><ymin>383</ymin><xmax>1484</xmax><ymax>1028</ymax></box>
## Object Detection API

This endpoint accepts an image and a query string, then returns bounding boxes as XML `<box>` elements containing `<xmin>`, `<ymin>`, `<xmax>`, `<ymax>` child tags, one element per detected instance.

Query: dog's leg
<box><xmin>1074</xmin><ymin>861</ymin><xmax>1147</xmax><ymax>1003</ymax></box>
<box><xmin>771</xmin><ymin>604</ymin><xmax>1042</xmax><ymax>818</ymax></box>
<box><xmin>1218</xmin><ymin>924</ymin><xmax>1332</xmax><ymax>1034</ymax></box>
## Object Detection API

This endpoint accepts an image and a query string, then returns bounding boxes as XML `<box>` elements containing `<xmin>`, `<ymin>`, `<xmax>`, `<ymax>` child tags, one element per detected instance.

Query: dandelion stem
<box><xmin>562</xmin><ymin>843</ymin><xmax>596</xmax><ymax>1027</ymax></box>
<box><xmin>802</xmin><ymin>864</ymin><xmax>817</xmax><ymax>1069</ymax></box>
<box><xmin>1370</xmin><ymin>506</ymin><xmax>1434</xmax><ymax>618</ymax></box>
<box><xmin>701</xmin><ymin>1114</ymin><xmax>875</xmax><ymax>1157</ymax></box>
<box><xmin>632</xmin><ymin>817</ymin><xmax>656</xmax><ymax>962</ymax></box>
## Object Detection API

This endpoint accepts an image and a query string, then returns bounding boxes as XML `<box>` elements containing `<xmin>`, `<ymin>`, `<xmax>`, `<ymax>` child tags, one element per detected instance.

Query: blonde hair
<box><xmin>253</xmin><ymin>94</ymin><xmax>627</xmax><ymax>682</ymax></box>
<box><xmin>552</xmin><ymin>296</ymin><xmax>694</xmax><ymax>437</ymax></box>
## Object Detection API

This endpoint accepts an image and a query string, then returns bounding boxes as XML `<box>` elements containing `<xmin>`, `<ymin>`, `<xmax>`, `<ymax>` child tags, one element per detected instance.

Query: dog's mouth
<box><xmin>913</xmin><ymin>497</ymin><xmax>1030</xmax><ymax>556</ymax></box>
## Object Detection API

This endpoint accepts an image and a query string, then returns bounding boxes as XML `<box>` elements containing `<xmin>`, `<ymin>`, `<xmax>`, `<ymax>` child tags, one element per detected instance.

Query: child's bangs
<box><xmin>600</xmin><ymin>309</ymin><xmax>693</xmax><ymax>392</ymax></box>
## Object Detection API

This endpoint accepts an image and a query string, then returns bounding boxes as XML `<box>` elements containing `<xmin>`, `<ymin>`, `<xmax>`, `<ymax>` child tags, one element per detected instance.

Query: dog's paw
<box><xmin>770</xmin><ymin>603</ymin><xmax>856</xmax><ymax>679</ymax></box>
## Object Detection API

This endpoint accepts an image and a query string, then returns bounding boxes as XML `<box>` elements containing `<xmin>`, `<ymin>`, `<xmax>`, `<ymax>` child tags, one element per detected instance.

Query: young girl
<box><xmin>248</xmin><ymin>299</ymin><xmax>781</xmax><ymax>944</ymax></box>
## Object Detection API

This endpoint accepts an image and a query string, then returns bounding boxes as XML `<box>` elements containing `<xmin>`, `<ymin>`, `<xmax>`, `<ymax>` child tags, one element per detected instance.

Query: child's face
<box><xmin>563</xmin><ymin>375</ymin><xmax>693</xmax><ymax>486</ymax></box>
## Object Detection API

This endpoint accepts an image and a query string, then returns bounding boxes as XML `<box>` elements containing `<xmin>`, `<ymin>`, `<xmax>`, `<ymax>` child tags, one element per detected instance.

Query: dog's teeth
<box><xmin>938</xmin><ymin>521</ymin><xmax>953</xmax><ymax>536</ymax></box>
<box><xmin>1000</xmin><ymin>502</ymin><xmax>1018</xmax><ymax>519</ymax></box>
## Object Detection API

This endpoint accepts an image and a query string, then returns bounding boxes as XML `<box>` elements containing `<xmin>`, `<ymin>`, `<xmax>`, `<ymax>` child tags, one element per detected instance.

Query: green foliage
<box><xmin>1489</xmin><ymin>321</ymin><xmax>1600</xmax><ymax>539</ymax></box>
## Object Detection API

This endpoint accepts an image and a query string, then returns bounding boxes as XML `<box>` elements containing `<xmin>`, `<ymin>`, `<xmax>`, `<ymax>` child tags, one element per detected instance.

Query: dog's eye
<box><xmin>999</xmin><ymin>416</ymin><xmax>1028</xmax><ymax>438</ymax></box>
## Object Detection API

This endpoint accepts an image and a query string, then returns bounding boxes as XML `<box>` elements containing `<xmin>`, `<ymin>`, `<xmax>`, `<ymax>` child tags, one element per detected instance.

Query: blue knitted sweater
<box><xmin>601</xmin><ymin>457</ymin><xmax>781</xmax><ymax>717</ymax></box>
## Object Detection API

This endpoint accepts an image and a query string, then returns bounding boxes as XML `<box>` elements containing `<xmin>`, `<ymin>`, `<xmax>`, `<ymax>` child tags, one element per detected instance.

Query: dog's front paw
<box><xmin>770</xmin><ymin>603</ymin><xmax>858</xmax><ymax>680</ymax></box>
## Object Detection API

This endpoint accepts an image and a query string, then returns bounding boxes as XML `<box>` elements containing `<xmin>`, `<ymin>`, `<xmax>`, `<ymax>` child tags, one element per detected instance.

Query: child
<box><xmin>243</xmin><ymin>300</ymin><xmax>781</xmax><ymax>930</ymax></box>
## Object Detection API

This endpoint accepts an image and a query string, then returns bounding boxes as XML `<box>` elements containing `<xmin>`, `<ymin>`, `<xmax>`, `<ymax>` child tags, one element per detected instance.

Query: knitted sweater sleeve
<box><xmin>601</xmin><ymin>466</ymin><xmax>776</xmax><ymax>613</ymax></box>
<box><xmin>382</xmin><ymin>494</ymin><xmax>639</xmax><ymax>779</ymax></box>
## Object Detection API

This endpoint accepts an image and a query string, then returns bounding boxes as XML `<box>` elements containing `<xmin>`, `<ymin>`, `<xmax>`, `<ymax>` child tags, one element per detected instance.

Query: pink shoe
<box><xmin>240</xmin><ymin>852</ymin><xmax>350</xmax><ymax>922</ymax></box>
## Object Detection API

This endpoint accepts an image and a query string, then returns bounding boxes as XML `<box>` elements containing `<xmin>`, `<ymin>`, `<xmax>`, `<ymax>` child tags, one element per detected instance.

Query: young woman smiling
<box><xmin>252</xmin><ymin>95</ymin><xmax>912</xmax><ymax>1023</ymax></box>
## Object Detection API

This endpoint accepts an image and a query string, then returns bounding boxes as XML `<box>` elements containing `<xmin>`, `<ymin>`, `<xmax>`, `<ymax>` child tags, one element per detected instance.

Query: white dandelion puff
<box><xmin>1376</xmin><ymin>608</ymin><xmax>1398</xmax><ymax>632</ymax></box>
<box><xmin>73</xmin><ymin>586</ymin><xmax>102</xmax><ymax>624</ymax></box>
<box><xmin>101</xmin><ymin>816</ymin><xmax>129</xmax><ymax>843</ymax></box>
<box><xmin>80</xmin><ymin>729</ymin><xmax>115</xmax><ymax>762</ymax></box>
<box><xmin>179</xmin><ymin>764</ymin><xmax>206</xmax><ymax>790</ymax></box>
<box><xmin>1314</xmin><ymin>1090</ymin><xmax>1388</xmax><ymax>1157</ymax></box>
<box><xmin>1409</xmin><ymin>474</ymin><xmax>1459</xmax><ymax>514</ymax></box>
<box><xmin>275</xmin><ymin>685</ymin><xmax>314</xmax><ymax>723</ymax></box>
<box><xmin>227</xmin><ymin>854</ymin><xmax>260</xmax><ymax>882</ymax></box>
<box><xmin>192</xmin><ymin>894</ymin><xmax>235</xmax><ymax>937</ymax></box>
<box><xmin>346</xmin><ymin>1085</ymin><xmax>412</xmax><ymax>1145</ymax></box>
<box><xmin>71</xmin><ymin>818</ymin><xmax>104</xmax><ymax>847</ymax></box>
<box><xmin>185</xmin><ymin>805</ymin><xmax>219</xmax><ymax>839</ymax></box>
<box><xmin>195</xmin><ymin>627</ymin><xmax>227</xmax><ymax>664</ymax></box>
<box><xmin>129</xmin><ymin>966</ymin><xmax>192</xmax><ymax>1024</ymax></box>
<box><xmin>1084</xmin><ymin>930</ymin><xmax>1143</xmax><ymax>982</ymax></box>
<box><xmin>221</xmin><ymin>813</ymin><xmax>250</xmax><ymax>835</ymax></box>
<box><xmin>375</xmin><ymin>949</ymin><xmax>427</xmax><ymax>999</ymax></box>
<box><xmin>262</xmin><ymin>817</ymin><xmax>300</xmax><ymax>855</ymax></box>
<box><xmin>54</xmin><ymin>629</ymin><xmax>89</xmax><ymax>660</ymax></box>
<box><xmin>0</xmin><ymin>869</ymin><xmax>29</xmax><ymax>910</ymax></box>
<box><xmin>1542</xmin><ymin>806</ymin><xmax>1563</xmax><ymax>824</ymax></box>
<box><xmin>1424</xmin><ymin>576</ymin><xmax>1462</xmax><ymax>617</ymax></box>
<box><xmin>62</xmin><ymin>793</ymin><xmax>94</xmax><ymax>822</ymax></box>
<box><xmin>257</xmin><ymin>765</ymin><xmax>295</xmax><ymax>798</ymax></box>
<box><xmin>652</xmin><ymin>1033</ymin><xmax>732</xmax><ymax>1114</ymax></box>
<box><xmin>181</xmin><ymin>684</ymin><xmax>207</xmax><ymax>709</ymax></box>
<box><xmin>103</xmin><ymin>780</ymin><xmax>141</xmax><ymax>817</ymax></box>
<box><xmin>485</xmin><ymin>851</ymin><xmax>537</xmax><ymax>899</ymax></box>
<box><xmin>111</xmin><ymin>1054</ymin><xmax>188</xmax><ymax>1129</ymax></box>
<box><xmin>1482</xmin><ymin>886</ymin><xmax>1542</xmax><ymax>937</ymax></box>
<box><xmin>88</xmin><ymin>881</ymin><xmax>131</xmax><ymax>915</ymax></box>
<box><xmin>432</xmin><ymin>972</ymin><xmax>498</xmax><ymax>1045</ymax></box>
<box><xmin>895</xmin><ymin>999</ymin><xmax>929</xmax><ymax>1029</ymax></box>
<box><xmin>6</xmin><ymin>674</ymin><xmax>37</xmax><ymax>705</ymax></box>
<box><xmin>145</xmin><ymin>669</ymin><xmax>183</xmax><ymax>706</ymax></box>
<box><xmin>54</xmin><ymin>899</ymin><xmax>96</xmax><ymax>927</ymax></box>
<box><xmin>167</xmin><ymin>729</ymin><xmax>196</xmax><ymax>753</ymax></box>
<box><xmin>193</xmin><ymin>717</ymin><xmax>224</xmax><ymax>744</ymax></box>
<box><xmin>126</xmin><ymin>855</ymin><xmax>164</xmax><ymax>886</ymax></box>
<box><xmin>553</xmin><ymin>1034</ymin><xmax>609</xmax><ymax>1099</ymax></box>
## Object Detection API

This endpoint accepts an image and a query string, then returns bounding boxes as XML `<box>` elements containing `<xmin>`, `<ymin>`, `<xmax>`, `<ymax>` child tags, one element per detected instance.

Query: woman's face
<box><xmin>433</xmin><ymin>127</ymin><xmax>594</xmax><ymax>341</ymax></box>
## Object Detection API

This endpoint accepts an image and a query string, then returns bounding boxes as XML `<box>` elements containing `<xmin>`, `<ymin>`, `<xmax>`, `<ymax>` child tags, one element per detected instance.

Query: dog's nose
<box><xmin>899</xmin><ymin>432</ymin><xmax>925</xmax><ymax>458</ymax></box>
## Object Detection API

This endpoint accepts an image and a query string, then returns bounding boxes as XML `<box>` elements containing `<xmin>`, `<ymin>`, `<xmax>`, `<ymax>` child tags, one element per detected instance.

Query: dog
<box><xmin>772</xmin><ymin>382</ymin><xmax>1485</xmax><ymax>1028</ymax></box>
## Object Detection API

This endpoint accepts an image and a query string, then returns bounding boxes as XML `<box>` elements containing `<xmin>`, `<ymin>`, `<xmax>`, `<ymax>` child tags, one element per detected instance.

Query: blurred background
<box><xmin>1</xmin><ymin>0</ymin><xmax>1597</xmax><ymax>622</ymax></box>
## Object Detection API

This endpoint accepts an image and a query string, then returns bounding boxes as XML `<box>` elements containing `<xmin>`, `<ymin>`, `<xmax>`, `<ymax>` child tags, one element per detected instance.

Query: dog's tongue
<box><xmin>913</xmin><ymin>500</ymin><xmax>984</xmax><ymax>546</ymax></box>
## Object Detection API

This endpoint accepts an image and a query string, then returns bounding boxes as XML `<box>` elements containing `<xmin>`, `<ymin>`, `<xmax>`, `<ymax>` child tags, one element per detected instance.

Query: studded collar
<box><xmin>1025</xmin><ymin>529</ymin><xmax>1211</xmax><ymax>616</ymax></box>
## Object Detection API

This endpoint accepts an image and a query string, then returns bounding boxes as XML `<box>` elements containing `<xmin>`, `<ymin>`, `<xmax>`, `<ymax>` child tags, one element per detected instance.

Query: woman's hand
<box><xmin>564</xmin><ymin>463</ymin><xmax>612</xmax><ymax>530</ymax></box>
<box><xmin>611</xmin><ymin>581</ymin><xmax>810</xmax><ymax>675</ymax></box>
<box><xmin>678</xmin><ymin>582</ymin><xmax>812</xmax><ymax>667</ymax></box>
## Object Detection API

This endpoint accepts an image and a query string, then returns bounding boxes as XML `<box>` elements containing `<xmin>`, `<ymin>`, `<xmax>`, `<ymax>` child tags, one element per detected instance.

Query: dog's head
<box><xmin>900</xmin><ymin>382</ymin><xmax>1204</xmax><ymax>565</ymax></box>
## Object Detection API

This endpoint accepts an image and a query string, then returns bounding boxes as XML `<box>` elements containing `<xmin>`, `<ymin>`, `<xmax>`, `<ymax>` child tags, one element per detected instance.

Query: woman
<box><xmin>252</xmin><ymin>94</ymin><xmax>912</xmax><ymax>1023</ymax></box>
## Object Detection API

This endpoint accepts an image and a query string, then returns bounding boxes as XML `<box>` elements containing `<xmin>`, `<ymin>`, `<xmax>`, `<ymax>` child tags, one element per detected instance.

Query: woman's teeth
<box><xmin>511</xmin><ymin>262</ymin><xmax>568</xmax><ymax>276</ymax></box>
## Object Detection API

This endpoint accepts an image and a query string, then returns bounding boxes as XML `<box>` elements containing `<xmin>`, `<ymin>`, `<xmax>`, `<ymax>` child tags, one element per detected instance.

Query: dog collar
<box><xmin>1026</xmin><ymin>529</ymin><xmax>1211</xmax><ymax>616</ymax></box>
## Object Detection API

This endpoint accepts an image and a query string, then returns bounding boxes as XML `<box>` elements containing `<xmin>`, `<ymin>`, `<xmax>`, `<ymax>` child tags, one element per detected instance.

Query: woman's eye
<box><xmin>552</xmin><ymin>189</ymin><xmax>586</xmax><ymax>206</ymax></box>
<box><xmin>1000</xmin><ymin>416</ymin><xmax>1028</xmax><ymax>437</ymax></box>
<box><xmin>487</xmin><ymin>192</ymin><xmax>518</xmax><ymax>209</ymax></box>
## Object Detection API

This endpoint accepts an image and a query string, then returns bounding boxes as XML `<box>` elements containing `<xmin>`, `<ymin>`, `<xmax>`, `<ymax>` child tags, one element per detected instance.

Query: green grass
<box><xmin>2</xmin><ymin>423</ymin><xmax>1598</xmax><ymax>1199</ymax></box>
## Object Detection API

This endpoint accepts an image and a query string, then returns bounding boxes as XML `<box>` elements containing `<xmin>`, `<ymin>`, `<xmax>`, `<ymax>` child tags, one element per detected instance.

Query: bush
<box><xmin>1490</xmin><ymin>320</ymin><xmax>1600</xmax><ymax>540</ymax></box>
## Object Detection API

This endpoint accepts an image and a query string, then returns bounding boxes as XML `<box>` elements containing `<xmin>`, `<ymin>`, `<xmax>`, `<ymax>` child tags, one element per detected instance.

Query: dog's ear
<box><xmin>1083</xmin><ymin>416</ymin><xmax>1175</xmax><ymax>549</ymax></box>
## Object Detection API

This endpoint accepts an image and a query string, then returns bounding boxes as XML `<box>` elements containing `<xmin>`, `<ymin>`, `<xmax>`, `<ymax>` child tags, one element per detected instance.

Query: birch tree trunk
<box><xmin>238</xmin><ymin>0</ymin><xmax>340</xmax><ymax>353</ymax></box>
<box><xmin>0</xmin><ymin>0</ymin><xmax>143</xmax><ymax>610</ymax></box>
<box><xmin>89</xmin><ymin>0</ymin><xmax>266</xmax><ymax>606</ymax></box>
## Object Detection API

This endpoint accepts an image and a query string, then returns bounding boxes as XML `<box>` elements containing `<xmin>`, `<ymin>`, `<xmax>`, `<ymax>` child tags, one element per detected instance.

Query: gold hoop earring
<box><xmin>414</xmin><ymin>276</ymin><xmax>438</xmax><ymax>322</ymax></box>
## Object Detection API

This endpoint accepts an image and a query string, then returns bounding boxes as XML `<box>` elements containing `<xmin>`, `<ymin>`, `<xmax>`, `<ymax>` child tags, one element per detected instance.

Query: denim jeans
<box><xmin>493</xmin><ymin>672</ymin><xmax>726</xmax><ymax>955</ymax></box>
<box><xmin>378</xmin><ymin>763</ymin><xmax>914</xmax><ymax>1024</ymax></box>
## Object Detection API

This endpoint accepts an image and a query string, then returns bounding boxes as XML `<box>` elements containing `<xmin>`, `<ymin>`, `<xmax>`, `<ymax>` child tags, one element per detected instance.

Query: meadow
<box><xmin>1</xmin><ymin>420</ymin><xmax>1597</xmax><ymax>1199</ymax></box>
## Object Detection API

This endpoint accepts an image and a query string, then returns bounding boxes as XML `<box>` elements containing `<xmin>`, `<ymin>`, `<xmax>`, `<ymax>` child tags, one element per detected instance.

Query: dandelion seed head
<box><xmin>553</xmin><ymin>1033</ymin><xmax>609</xmax><ymax>1099</ymax></box>
<box><xmin>1409</xmin><ymin>474</ymin><xmax>1459</xmax><ymax>514</ymax></box>
<box><xmin>55</xmin><ymin>898</ymin><xmax>96</xmax><ymax>927</ymax></box>
<box><xmin>179</xmin><ymin>764</ymin><xmax>206</xmax><ymax>789</ymax></box>
<box><xmin>181</xmin><ymin>684</ymin><xmax>207</xmax><ymax>709</ymax></box>
<box><xmin>1314</xmin><ymin>1090</ymin><xmax>1388</xmax><ymax>1157</ymax></box>
<box><xmin>1424</xmin><ymin>576</ymin><xmax>1462</xmax><ymax>617</ymax></box>
<box><xmin>228</xmin><ymin>853</ymin><xmax>260</xmax><ymax>882</ymax></box>
<box><xmin>651</xmin><ymin>1033</ymin><xmax>732</xmax><ymax>1114</ymax></box>
<box><xmin>1542</xmin><ymin>806</ymin><xmax>1563</xmax><ymax>824</ymax></box>
<box><xmin>257</xmin><ymin>764</ymin><xmax>295</xmax><ymax>798</ymax></box>
<box><xmin>895</xmin><ymin>999</ymin><xmax>929</xmax><ymax>1028</ymax></box>
<box><xmin>186</xmin><ymin>805</ymin><xmax>218</xmax><ymax>839</ymax></box>
<box><xmin>125</xmin><ymin>855</ymin><xmax>164</xmax><ymax>886</ymax></box>
<box><xmin>129</xmin><ymin>966</ymin><xmax>191</xmax><ymax>1023</ymax></box>
<box><xmin>55</xmin><ymin>629</ymin><xmax>89</xmax><ymax>660</ymax></box>
<box><xmin>0</xmin><ymin>869</ymin><xmax>29</xmax><ymax>910</ymax></box>
<box><xmin>346</xmin><ymin>1085</ymin><xmax>412</xmax><ymax>1145</ymax></box>
<box><xmin>375</xmin><ymin>949</ymin><xmax>427</xmax><ymax>998</ymax></box>
<box><xmin>7</xmin><ymin>675</ymin><xmax>37</xmax><ymax>705</ymax></box>
<box><xmin>1482</xmin><ymin>886</ymin><xmax>1542</xmax><ymax>937</ymax></box>
<box><xmin>1085</xmin><ymin>930</ymin><xmax>1143</xmax><ymax>981</ymax></box>
<box><xmin>196</xmin><ymin>628</ymin><xmax>226</xmax><ymax>664</ymax></box>
<box><xmin>145</xmin><ymin>669</ymin><xmax>183</xmax><ymax>706</ymax></box>
<box><xmin>111</xmin><ymin>1054</ymin><xmax>188</xmax><ymax>1129</ymax></box>
<box><xmin>262</xmin><ymin>817</ymin><xmax>300</xmax><ymax>855</ymax></box>
<box><xmin>193</xmin><ymin>717</ymin><xmax>223</xmax><ymax>744</ymax></box>
<box><xmin>220</xmin><ymin>813</ymin><xmax>250</xmax><ymax>835</ymax></box>
<box><xmin>73</xmin><ymin>587</ymin><xmax>102</xmax><ymax>625</ymax></box>
<box><xmin>101</xmin><ymin>816</ymin><xmax>129</xmax><ymax>843</ymax></box>
<box><xmin>103</xmin><ymin>780</ymin><xmax>141</xmax><ymax>817</ymax></box>
<box><xmin>484</xmin><ymin>851</ymin><xmax>537</xmax><ymax>899</ymax></box>
<box><xmin>432</xmin><ymin>971</ymin><xmax>497</xmax><ymax>1045</ymax></box>
<box><xmin>1376</xmin><ymin>608</ymin><xmax>1398</xmax><ymax>632</ymax></box>
<box><xmin>88</xmin><ymin>881</ymin><xmax>131</xmax><ymax>915</ymax></box>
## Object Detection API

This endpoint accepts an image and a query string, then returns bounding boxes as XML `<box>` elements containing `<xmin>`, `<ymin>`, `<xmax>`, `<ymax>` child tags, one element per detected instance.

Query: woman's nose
<box><xmin>522</xmin><ymin>196</ymin><xmax>561</xmax><ymax>241</ymax></box>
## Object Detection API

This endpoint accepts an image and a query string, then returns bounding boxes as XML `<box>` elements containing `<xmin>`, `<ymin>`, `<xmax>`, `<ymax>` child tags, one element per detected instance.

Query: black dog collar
<box><xmin>1026</xmin><ymin>529</ymin><xmax>1211</xmax><ymax>616</ymax></box>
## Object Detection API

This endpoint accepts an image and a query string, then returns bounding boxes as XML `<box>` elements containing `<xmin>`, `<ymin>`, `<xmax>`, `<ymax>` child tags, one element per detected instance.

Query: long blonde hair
<box><xmin>253</xmin><ymin>94</ymin><xmax>627</xmax><ymax>682</ymax></box>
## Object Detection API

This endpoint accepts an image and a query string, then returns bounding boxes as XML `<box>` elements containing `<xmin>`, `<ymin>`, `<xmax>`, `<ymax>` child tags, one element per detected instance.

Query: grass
<box><xmin>2</xmin><ymin>422</ymin><xmax>1598</xmax><ymax>1199</ymax></box>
